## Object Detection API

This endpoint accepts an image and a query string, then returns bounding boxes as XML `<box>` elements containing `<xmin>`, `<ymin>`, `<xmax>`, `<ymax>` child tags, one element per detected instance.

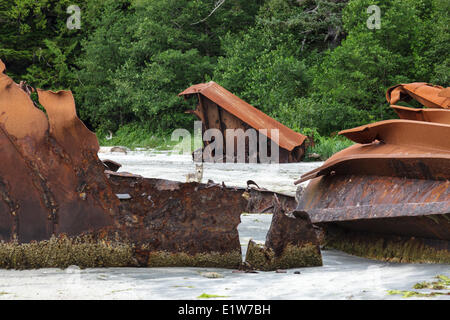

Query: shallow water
<box><xmin>0</xmin><ymin>150</ymin><xmax>447</xmax><ymax>300</ymax></box>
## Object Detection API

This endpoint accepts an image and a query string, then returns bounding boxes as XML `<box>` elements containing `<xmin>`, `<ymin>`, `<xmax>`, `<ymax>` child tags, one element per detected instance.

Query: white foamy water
<box><xmin>98</xmin><ymin>149</ymin><xmax>323</xmax><ymax>196</ymax></box>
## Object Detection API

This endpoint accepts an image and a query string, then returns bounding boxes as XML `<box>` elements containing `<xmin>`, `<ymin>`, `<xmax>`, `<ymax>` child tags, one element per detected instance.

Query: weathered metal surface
<box><xmin>179</xmin><ymin>81</ymin><xmax>308</xmax><ymax>163</ymax></box>
<box><xmin>106</xmin><ymin>174</ymin><xmax>247</xmax><ymax>255</ymax></box>
<box><xmin>296</xmin><ymin>84</ymin><xmax>450</xmax><ymax>262</ymax></box>
<box><xmin>298</xmin><ymin>174</ymin><xmax>449</xmax><ymax>237</ymax></box>
<box><xmin>244</xmin><ymin>181</ymin><xmax>297</xmax><ymax>213</ymax></box>
<box><xmin>102</xmin><ymin>159</ymin><xmax>122</xmax><ymax>172</ymax></box>
<box><xmin>244</xmin><ymin>195</ymin><xmax>322</xmax><ymax>270</ymax></box>
<box><xmin>391</xmin><ymin>105</ymin><xmax>450</xmax><ymax>124</ymax></box>
<box><xmin>1</xmin><ymin>59</ymin><xmax>317</xmax><ymax>269</ymax></box>
<box><xmin>0</xmin><ymin>61</ymin><xmax>119</xmax><ymax>243</ymax></box>
<box><xmin>296</xmin><ymin>120</ymin><xmax>450</xmax><ymax>184</ymax></box>
<box><xmin>386</xmin><ymin>83</ymin><xmax>450</xmax><ymax>109</ymax></box>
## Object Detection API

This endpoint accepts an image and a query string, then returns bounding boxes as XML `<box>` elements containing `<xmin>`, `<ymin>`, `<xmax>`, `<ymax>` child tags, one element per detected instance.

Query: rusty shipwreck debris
<box><xmin>0</xmin><ymin>60</ymin><xmax>320</xmax><ymax>269</ymax></box>
<box><xmin>296</xmin><ymin>84</ymin><xmax>450</xmax><ymax>264</ymax></box>
<box><xmin>386</xmin><ymin>83</ymin><xmax>450</xmax><ymax>109</ymax></box>
<box><xmin>179</xmin><ymin>81</ymin><xmax>308</xmax><ymax>163</ymax></box>
<box><xmin>0</xmin><ymin>60</ymin><xmax>119</xmax><ymax>244</ymax></box>
<box><xmin>387</xmin><ymin>82</ymin><xmax>450</xmax><ymax>125</ymax></box>
<box><xmin>245</xmin><ymin>195</ymin><xmax>322</xmax><ymax>271</ymax></box>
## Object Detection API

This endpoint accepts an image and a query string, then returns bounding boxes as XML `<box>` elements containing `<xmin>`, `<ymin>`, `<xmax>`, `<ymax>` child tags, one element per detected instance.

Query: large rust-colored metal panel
<box><xmin>296</xmin><ymin>84</ymin><xmax>450</xmax><ymax>263</ymax></box>
<box><xmin>391</xmin><ymin>105</ymin><xmax>450</xmax><ymax>124</ymax></box>
<box><xmin>106</xmin><ymin>174</ymin><xmax>246</xmax><ymax>254</ymax></box>
<box><xmin>179</xmin><ymin>82</ymin><xmax>307</xmax><ymax>163</ymax></box>
<box><xmin>386</xmin><ymin>83</ymin><xmax>450</xmax><ymax>109</ymax></box>
<box><xmin>0</xmin><ymin>63</ymin><xmax>119</xmax><ymax>242</ymax></box>
<box><xmin>296</xmin><ymin>120</ymin><xmax>450</xmax><ymax>184</ymax></box>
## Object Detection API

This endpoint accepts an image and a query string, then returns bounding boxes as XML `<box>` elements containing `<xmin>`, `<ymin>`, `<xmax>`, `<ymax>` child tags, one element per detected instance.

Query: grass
<box><xmin>197</xmin><ymin>293</ymin><xmax>229</xmax><ymax>299</ymax></box>
<box><xmin>304</xmin><ymin>135</ymin><xmax>354</xmax><ymax>161</ymax></box>
<box><xmin>388</xmin><ymin>275</ymin><xmax>450</xmax><ymax>298</ymax></box>
<box><xmin>97</xmin><ymin>124</ymin><xmax>186</xmax><ymax>151</ymax></box>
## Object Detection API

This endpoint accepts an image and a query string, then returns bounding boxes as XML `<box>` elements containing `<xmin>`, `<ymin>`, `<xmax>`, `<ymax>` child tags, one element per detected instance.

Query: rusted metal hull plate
<box><xmin>107</xmin><ymin>174</ymin><xmax>247</xmax><ymax>255</ymax></box>
<box><xmin>296</xmin><ymin>83</ymin><xmax>450</xmax><ymax>261</ymax></box>
<box><xmin>391</xmin><ymin>105</ymin><xmax>450</xmax><ymax>124</ymax></box>
<box><xmin>179</xmin><ymin>82</ymin><xmax>307</xmax><ymax>152</ymax></box>
<box><xmin>297</xmin><ymin>174</ymin><xmax>449</xmax><ymax>240</ymax></box>
<box><xmin>339</xmin><ymin>119</ymin><xmax>450</xmax><ymax>147</ymax></box>
<box><xmin>0</xmin><ymin>62</ymin><xmax>119</xmax><ymax>243</ymax></box>
<box><xmin>296</xmin><ymin>120</ymin><xmax>450</xmax><ymax>184</ymax></box>
<box><xmin>386</xmin><ymin>83</ymin><xmax>450</xmax><ymax>109</ymax></box>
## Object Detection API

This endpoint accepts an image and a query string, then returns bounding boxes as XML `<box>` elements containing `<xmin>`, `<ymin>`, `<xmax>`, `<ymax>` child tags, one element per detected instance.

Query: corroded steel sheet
<box><xmin>296</xmin><ymin>86</ymin><xmax>450</xmax><ymax>261</ymax></box>
<box><xmin>180</xmin><ymin>81</ymin><xmax>307</xmax><ymax>162</ymax></box>
<box><xmin>296</xmin><ymin>173</ymin><xmax>450</xmax><ymax>263</ymax></box>
<box><xmin>298</xmin><ymin>174</ymin><xmax>449</xmax><ymax>232</ymax></box>
<box><xmin>339</xmin><ymin>119</ymin><xmax>450</xmax><ymax>146</ymax></box>
<box><xmin>245</xmin><ymin>195</ymin><xmax>322</xmax><ymax>270</ymax></box>
<box><xmin>296</xmin><ymin>120</ymin><xmax>450</xmax><ymax>184</ymax></box>
<box><xmin>106</xmin><ymin>174</ymin><xmax>247</xmax><ymax>260</ymax></box>
<box><xmin>391</xmin><ymin>105</ymin><xmax>450</xmax><ymax>124</ymax></box>
<box><xmin>386</xmin><ymin>83</ymin><xmax>450</xmax><ymax>109</ymax></box>
<box><xmin>0</xmin><ymin>60</ymin><xmax>118</xmax><ymax>243</ymax></box>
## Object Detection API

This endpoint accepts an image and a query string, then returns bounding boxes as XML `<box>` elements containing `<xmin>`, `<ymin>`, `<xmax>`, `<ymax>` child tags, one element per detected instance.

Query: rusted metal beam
<box><xmin>0</xmin><ymin>61</ymin><xmax>119</xmax><ymax>243</ymax></box>
<box><xmin>391</xmin><ymin>105</ymin><xmax>450</xmax><ymax>124</ymax></box>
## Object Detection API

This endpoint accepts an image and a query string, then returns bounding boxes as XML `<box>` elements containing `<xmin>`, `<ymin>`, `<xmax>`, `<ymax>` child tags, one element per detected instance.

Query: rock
<box><xmin>111</xmin><ymin>146</ymin><xmax>128</xmax><ymax>154</ymax></box>
<box><xmin>308</xmin><ymin>152</ymin><xmax>321</xmax><ymax>160</ymax></box>
<box><xmin>201</xmin><ymin>272</ymin><xmax>224</xmax><ymax>279</ymax></box>
<box><xmin>275</xmin><ymin>269</ymin><xmax>287</xmax><ymax>273</ymax></box>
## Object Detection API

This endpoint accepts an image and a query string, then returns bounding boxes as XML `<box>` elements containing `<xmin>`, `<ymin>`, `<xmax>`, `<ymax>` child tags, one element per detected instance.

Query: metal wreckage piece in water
<box><xmin>0</xmin><ymin>60</ymin><xmax>320</xmax><ymax>270</ymax></box>
<box><xmin>179</xmin><ymin>81</ymin><xmax>311</xmax><ymax>163</ymax></box>
<box><xmin>296</xmin><ymin>83</ymin><xmax>450</xmax><ymax>263</ymax></box>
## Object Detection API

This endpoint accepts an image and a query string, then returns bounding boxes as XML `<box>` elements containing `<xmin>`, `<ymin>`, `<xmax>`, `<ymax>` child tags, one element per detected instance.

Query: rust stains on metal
<box><xmin>339</xmin><ymin>119</ymin><xmax>450</xmax><ymax>147</ymax></box>
<box><xmin>0</xmin><ymin>59</ymin><xmax>319</xmax><ymax>269</ymax></box>
<box><xmin>296</xmin><ymin>83</ymin><xmax>450</xmax><ymax>263</ymax></box>
<box><xmin>391</xmin><ymin>105</ymin><xmax>450</xmax><ymax>124</ymax></box>
<box><xmin>0</xmin><ymin>61</ymin><xmax>119</xmax><ymax>243</ymax></box>
<box><xmin>107</xmin><ymin>175</ymin><xmax>247</xmax><ymax>259</ymax></box>
<box><xmin>296</xmin><ymin>120</ymin><xmax>450</xmax><ymax>184</ymax></box>
<box><xmin>386</xmin><ymin>83</ymin><xmax>450</xmax><ymax>109</ymax></box>
<box><xmin>179</xmin><ymin>81</ymin><xmax>308</xmax><ymax>163</ymax></box>
<box><xmin>244</xmin><ymin>195</ymin><xmax>322</xmax><ymax>271</ymax></box>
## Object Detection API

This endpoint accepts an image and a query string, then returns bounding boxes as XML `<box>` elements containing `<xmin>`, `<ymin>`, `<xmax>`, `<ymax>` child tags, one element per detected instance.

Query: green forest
<box><xmin>1</xmin><ymin>0</ymin><xmax>449</xmax><ymax>153</ymax></box>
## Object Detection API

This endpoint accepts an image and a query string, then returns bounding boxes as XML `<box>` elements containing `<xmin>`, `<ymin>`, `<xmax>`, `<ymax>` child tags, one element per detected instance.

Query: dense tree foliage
<box><xmin>1</xmin><ymin>0</ymin><xmax>448</xmax><ymax>136</ymax></box>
